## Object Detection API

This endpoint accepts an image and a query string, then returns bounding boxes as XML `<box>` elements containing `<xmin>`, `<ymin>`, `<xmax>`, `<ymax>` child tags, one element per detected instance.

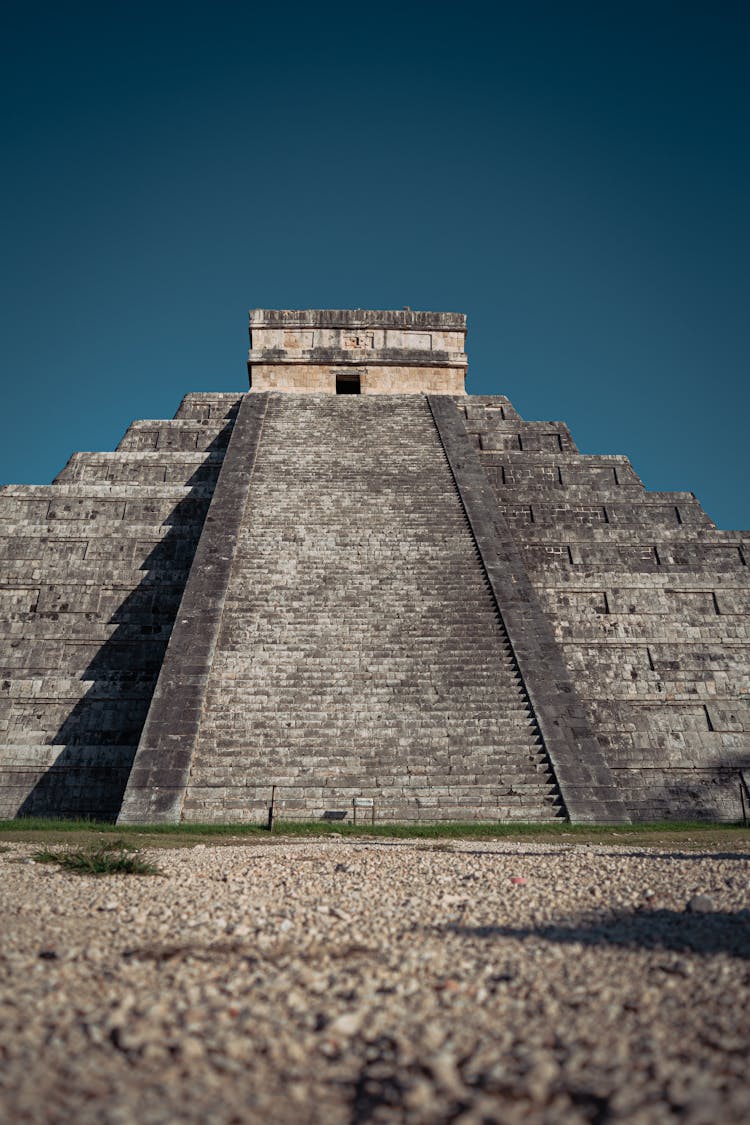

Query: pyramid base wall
<box><xmin>1</xmin><ymin>387</ymin><xmax>748</xmax><ymax>825</ymax></box>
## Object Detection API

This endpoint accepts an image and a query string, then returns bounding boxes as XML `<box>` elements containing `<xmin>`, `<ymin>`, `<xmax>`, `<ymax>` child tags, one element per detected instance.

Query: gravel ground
<box><xmin>1</xmin><ymin>836</ymin><xmax>749</xmax><ymax>1124</ymax></box>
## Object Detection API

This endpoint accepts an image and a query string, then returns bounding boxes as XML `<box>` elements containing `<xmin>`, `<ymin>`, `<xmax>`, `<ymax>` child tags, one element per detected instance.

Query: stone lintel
<box><xmin>249</xmin><ymin>308</ymin><xmax>466</xmax><ymax>330</ymax></box>
<box><xmin>248</xmin><ymin>348</ymin><xmax>467</xmax><ymax>368</ymax></box>
<box><xmin>117</xmin><ymin>392</ymin><xmax>269</xmax><ymax>824</ymax></box>
<box><xmin>428</xmin><ymin>394</ymin><xmax>631</xmax><ymax>826</ymax></box>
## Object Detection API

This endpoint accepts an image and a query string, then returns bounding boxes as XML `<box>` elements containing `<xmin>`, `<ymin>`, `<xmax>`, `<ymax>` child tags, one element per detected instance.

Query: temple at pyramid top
<box><xmin>247</xmin><ymin>308</ymin><xmax>468</xmax><ymax>394</ymax></box>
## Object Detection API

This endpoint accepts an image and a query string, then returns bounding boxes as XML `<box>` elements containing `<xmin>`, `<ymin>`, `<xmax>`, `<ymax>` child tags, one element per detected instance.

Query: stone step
<box><xmin>116</xmin><ymin>419</ymin><xmax>234</xmax><ymax>454</ymax></box>
<box><xmin>0</xmin><ymin>522</ymin><xmax>207</xmax><ymax>545</ymax></box>
<box><xmin>173</xmin><ymin>393</ymin><xmax>242</xmax><ymax>422</ymax></box>
<box><xmin>0</xmin><ymin>675</ymin><xmax>160</xmax><ymax>703</ymax></box>
<box><xmin>179</xmin><ymin>393</ymin><xmax>562</xmax><ymax>823</ymax></box>
<box><xmin>0</xmin><ymin>742</ymin><xmax>136</xmax><ymax>766</ymax></box>
<box><xmin>55</xmin><ymin>450</ymin><xmax>224</xmax><ymax>485</ymax></box>
<box><xmin>0</xmin><ymin>742</ymin><xmax>136</xmax><ymax>819</ymax></box>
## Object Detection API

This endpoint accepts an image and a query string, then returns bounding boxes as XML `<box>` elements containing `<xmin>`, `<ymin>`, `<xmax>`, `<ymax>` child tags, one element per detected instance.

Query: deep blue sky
<box><xmin>2</xmin><ymin>1</ymin><xmax>748</xmax><ymax>527</ymax></box>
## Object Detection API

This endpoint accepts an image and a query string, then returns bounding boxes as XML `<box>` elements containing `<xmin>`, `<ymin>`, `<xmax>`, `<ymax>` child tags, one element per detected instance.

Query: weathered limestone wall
<box><xmin>250</xmin><ymin>327</ymin><xmax>465</xmax><ymax>354</ymax></box>
<box><xmin>249</xmin><ymin>365</ymin><xmax>467</xmax><ymax>395</ymax></box>
<box><xmin>428</xmin><ymin>397</ymin><xmax>628</xmax><ymax>824</ymax></box>
<box><xmin>460</xmin><ymin>396</ymin><xmax>750</xmax><ymax>821</ymax></box>
<box><xmin>0</xmin><ymin>394</ymin><xmax>240</xmax><ymax>818</ymax></box>
<box><xmin>248</xmin><ymin>308</ymin><xmax>467</xmax><ymax>395</ymax></box>
<box><xmin>118</xmin><ymin>394</ymin><xmax>269</xmax><ymax>824</ymax></box>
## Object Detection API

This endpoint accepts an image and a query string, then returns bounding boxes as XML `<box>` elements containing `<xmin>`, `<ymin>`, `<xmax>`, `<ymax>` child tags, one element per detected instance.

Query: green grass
<box><xmin>0</xmin><ymin>817</ymin><xmax>269</xmax><ymax>836</ymax></box>
<box><xmin>0</xmin><ymin>815</ymin><xmax>747</xmax><ymax>851</ymax></box>
<box><xmin>32</xmin><ymin>839</ymin><xmax>161</xmax><ymax>876</ymax></box>
<box><xmin>268</xmin><ymin>819</ymin><xmax>748</xmax><ymax>839</ymax></box>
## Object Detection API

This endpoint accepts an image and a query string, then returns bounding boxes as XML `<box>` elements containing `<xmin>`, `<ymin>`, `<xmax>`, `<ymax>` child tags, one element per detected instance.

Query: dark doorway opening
<box><xmin>336</xmin><ymin>374</ymin><xmax>361</xmax><ymax>394</ymax></box>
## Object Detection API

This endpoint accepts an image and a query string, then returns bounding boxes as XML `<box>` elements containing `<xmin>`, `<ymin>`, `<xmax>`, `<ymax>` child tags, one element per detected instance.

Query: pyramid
<box><xmin>1</xmin><ymin>309</ymin><xmax>747</xmax><ymax>824</ymax></box>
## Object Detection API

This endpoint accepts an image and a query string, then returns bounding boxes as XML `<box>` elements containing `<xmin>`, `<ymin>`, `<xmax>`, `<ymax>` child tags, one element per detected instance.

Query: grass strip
<box><xmin>1</xmin><ymin>816</ymin><xmax>746</xmax><ymax>840</ymax></box>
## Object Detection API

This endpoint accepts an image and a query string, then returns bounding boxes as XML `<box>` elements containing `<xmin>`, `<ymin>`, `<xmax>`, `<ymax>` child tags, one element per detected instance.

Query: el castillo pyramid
<box><xmin>0</xmin><ymin>309</ymin><xmax>748</xmax><ymax>825</ymax></box>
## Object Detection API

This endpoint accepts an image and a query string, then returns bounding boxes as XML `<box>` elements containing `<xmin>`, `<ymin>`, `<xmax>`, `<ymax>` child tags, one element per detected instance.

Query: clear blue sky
<box><xmin>2</xmin><ymin>1</ymin><xmax>748</xmax><ymax>527</ymax></box>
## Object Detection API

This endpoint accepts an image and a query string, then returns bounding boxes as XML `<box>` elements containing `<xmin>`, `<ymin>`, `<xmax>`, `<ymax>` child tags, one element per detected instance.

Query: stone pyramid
<box><xmin>1</xmin><ymin>309</ymin><xmax>747</xmax><ymax>824</ymax></box>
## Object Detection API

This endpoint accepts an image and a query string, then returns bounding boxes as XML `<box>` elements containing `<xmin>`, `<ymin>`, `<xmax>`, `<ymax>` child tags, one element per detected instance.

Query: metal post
<box><xmin>740</xmin><ymin>774</ymin><xmax>747</xmax><ymax>827</ymax></box>
<box><xmin>353</xmin><ymin>796</ymin><xmax>375</xmax><ymax>827</ymax></box>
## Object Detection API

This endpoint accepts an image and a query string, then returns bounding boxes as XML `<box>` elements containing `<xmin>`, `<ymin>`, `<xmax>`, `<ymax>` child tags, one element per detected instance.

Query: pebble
<box><xmin>1</xmin><ymin>836</ymin><xmax>748</xmax><ymax>1123</ymax></box>
<box><xmin>687</xmin><ymin>894</ymin><xmax>715</xmax><ymax>913</ymax></box>
<box><xmin>328</xmin><ymin>1011</ymin><xmax>363</xmax><ymax>1037</ymax></box>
